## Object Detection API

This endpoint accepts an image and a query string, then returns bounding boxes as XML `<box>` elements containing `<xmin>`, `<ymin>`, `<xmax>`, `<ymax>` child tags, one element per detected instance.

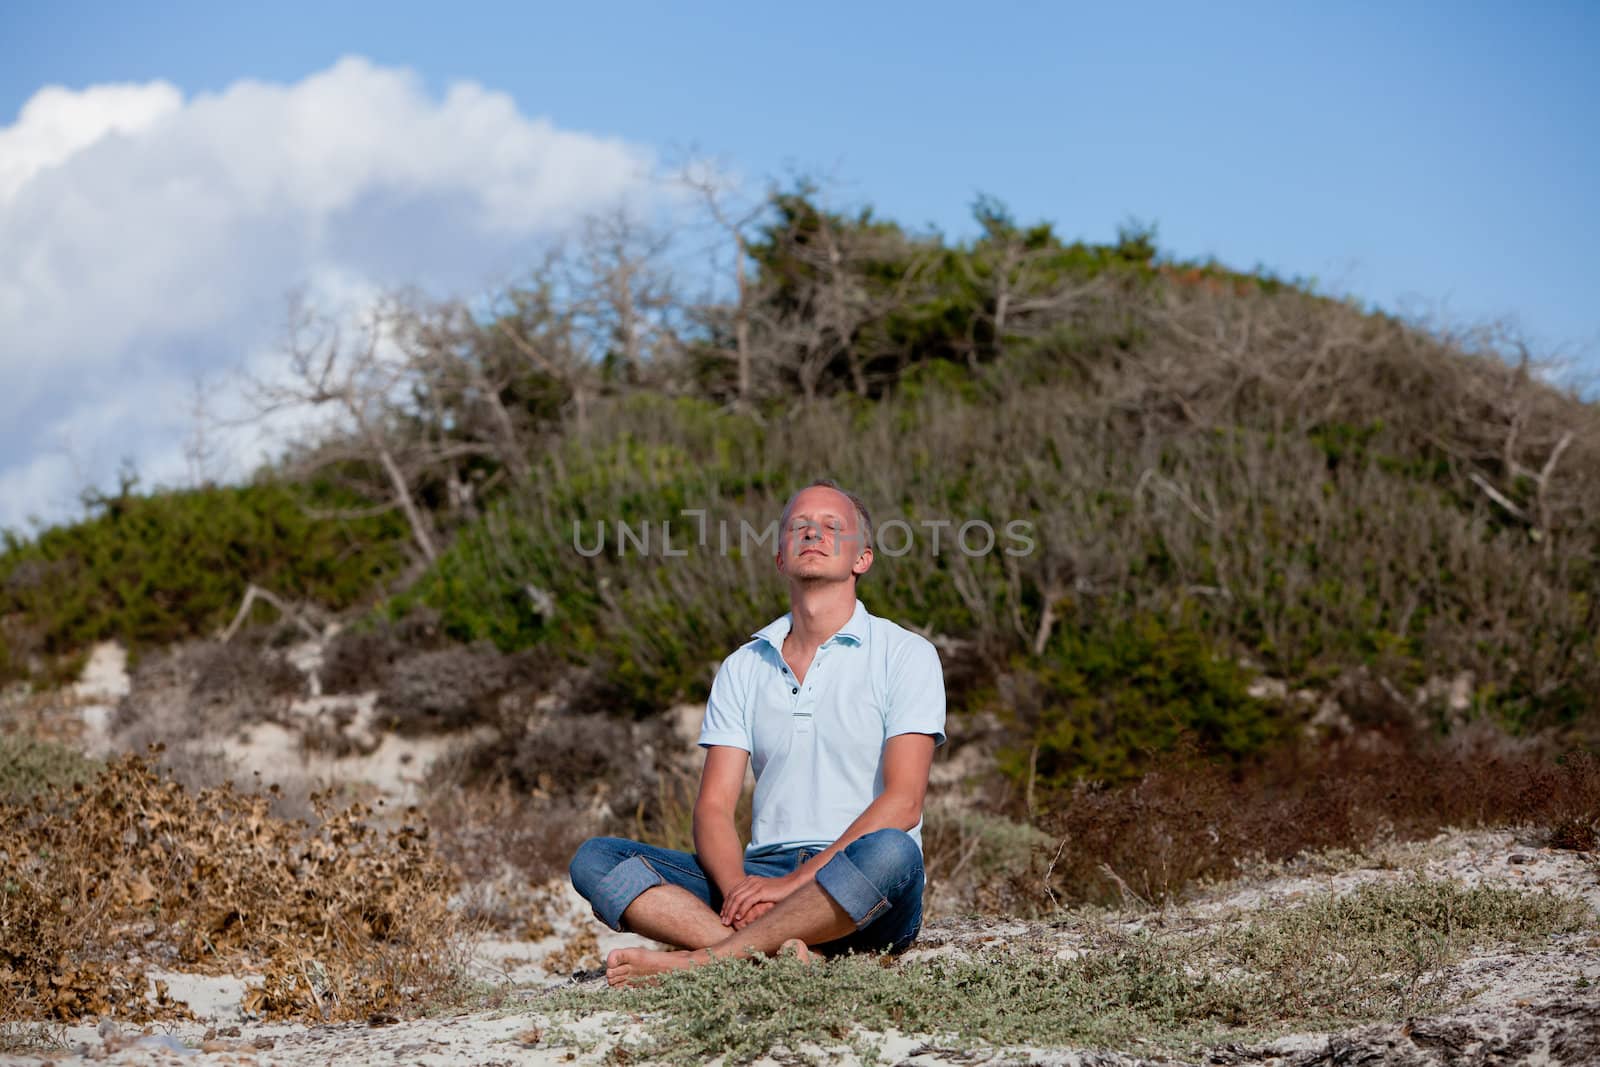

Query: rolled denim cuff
<box><xmin>591</xmin><ymin>854</ymin><xmax>666</xmax><ymax>931</ymax></box>
<box><xmin>814</xmin><ymin>852</ymin><xmax>892</xmax><ymax>930</ymax></box>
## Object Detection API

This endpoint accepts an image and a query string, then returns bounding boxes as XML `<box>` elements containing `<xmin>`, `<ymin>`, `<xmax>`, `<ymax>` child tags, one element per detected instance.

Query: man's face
<box><xmin>776</xmin><ymin>487</ymin><xmax>871</xmax><ymax>584</ymax></box>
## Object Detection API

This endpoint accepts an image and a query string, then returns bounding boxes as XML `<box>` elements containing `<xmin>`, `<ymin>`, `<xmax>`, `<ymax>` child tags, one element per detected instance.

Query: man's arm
<box><xmin>720</xmin><ymin>731</ymin><xmax>935</xmax><ymax>925</ymax></box>
<box><xmin>693</xmin><ymin>745</ymin><xmax>751</xmax><ymax>899</ymax></box>
<box><xmin>792</xmin><ymin>732</ymin><xmax>935</xmax><ymax>877</ymax></box>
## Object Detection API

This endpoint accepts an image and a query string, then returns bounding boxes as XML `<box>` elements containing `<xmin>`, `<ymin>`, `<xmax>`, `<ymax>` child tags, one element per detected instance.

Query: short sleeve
<box><xmin>886</xmin><ymin>637</ymin><xmax>947</xmax><ymax>747</ymax></box>
<box><xmin>697</xmin><ymin>653</ymin><xmax>753</xmax><ymax>752</ymax></box>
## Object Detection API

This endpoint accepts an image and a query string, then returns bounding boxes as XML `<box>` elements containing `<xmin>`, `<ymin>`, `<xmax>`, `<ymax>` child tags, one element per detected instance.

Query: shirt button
<box><xmin>791</xmin><ymin>686</ymin><xmax>799</xmax><ymax>694</ymax></box>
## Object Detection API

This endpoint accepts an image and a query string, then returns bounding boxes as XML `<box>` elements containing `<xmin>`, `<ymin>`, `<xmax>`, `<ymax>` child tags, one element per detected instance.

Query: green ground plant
<box><xmin>539</xmin><ymin>880</ymin><xmax>1586</xmax><ymax>1064</ymax></box>
<box><xmin>0</xmin><ymin>734</ymin><xmax>99</xmax><ymax>801</ymax></box>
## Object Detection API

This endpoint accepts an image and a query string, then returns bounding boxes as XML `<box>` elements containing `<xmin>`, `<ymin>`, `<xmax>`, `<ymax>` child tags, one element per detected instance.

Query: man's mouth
<box><xmin>801</xmin><ymin>548</ymin><xmax>826</xmax><ymax>557</ymax></box>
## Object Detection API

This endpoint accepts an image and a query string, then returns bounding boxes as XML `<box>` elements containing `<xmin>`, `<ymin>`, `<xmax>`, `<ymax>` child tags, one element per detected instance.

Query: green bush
<box><xmin>398</xmin><ymin>389</ymin><xmax>1040</xmax><ymax>712</ymax></box>
<box><xmin>998</xmin><ymin>609</ymin><xmax>1281</xmax><ymax>789</ymax></box>
<box><xmin>0</xmin><ymin>481</ymin><xmax>411</xmax><ymax>681</ymax></box>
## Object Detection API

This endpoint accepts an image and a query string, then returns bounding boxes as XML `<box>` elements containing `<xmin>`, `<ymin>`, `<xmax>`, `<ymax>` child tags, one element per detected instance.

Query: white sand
<box><xmin>71</xmin><ymin>640</ymin><xmax>130</xmax><ymax>757</ymax></box>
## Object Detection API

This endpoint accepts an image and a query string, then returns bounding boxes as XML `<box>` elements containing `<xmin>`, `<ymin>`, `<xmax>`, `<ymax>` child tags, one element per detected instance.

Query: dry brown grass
<box><xmin>420</xmin><ymin>781</ymin><xmax>598</xmax><ymax>933</ymax></box>
<box><xmin>920</xmin><ymin>803</ymin><xmax>1053</xmax><ymax>917</ymax></box>
<box><xmin>632</xmin><ymin>759</ymin><xmax>755</xmax><ymax>854</ymax></box>
<box><xmin>0</xmin><ymin>750</ymin><xmax>469</xmax><ymax>1025</ymax></box>
<box><xmin>1029</xmin><ymin>727</ymin><xmax>1600</xmax><ymax>909</ymax></box>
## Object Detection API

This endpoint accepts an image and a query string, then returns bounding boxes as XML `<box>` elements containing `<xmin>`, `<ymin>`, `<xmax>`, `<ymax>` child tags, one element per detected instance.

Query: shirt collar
<box><xmin>752</xmin><ymin>597</ymin><xmax>869</xmax><ymax>650</ymax></box>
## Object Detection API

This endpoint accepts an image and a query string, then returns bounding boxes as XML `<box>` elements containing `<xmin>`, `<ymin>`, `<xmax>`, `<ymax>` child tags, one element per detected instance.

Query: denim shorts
<box><xmin>569</xmin><ymin>827</ymin><xmax>926</xmax><ymax>956</ymax></box>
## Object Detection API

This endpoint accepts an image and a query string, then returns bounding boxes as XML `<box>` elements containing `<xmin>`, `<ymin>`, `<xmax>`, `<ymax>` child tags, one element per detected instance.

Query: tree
<box><xmin>677</xmin><ymin>161</ymin><xmax>769</xmax><ymax>407</ymax></box>
<box><xmin>243</xmin><ymin>295</ymin><xmax>470</xmax><ymax>564</ymax></box>
<box><xmin>570</xmin><ymin>208</ymin><xmax>680</xmax><ymax>386</ymax></box>
<box><xmin>747</xmin><ymin>187</ymin><xmax>939</xmax><ymax>401</ymax></box>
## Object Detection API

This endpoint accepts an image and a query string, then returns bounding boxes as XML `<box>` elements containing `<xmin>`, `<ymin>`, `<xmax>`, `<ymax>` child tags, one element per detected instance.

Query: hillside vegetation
<box><xmin>3</xmin><ymin>188</ymin><xmax>1598</xmax><ymax>790</ymax></box>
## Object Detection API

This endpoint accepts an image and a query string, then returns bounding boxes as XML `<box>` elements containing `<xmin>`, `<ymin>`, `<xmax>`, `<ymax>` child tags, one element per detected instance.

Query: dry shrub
<box><xmin>0</xmin><ymin>751</ymin><xmax>467</xmax><ymax>1025</ymax></box>
<box><xmin>421</xmin><ymin>713</ymin><xmax>714</xmax><ymax>933</ymax></box>
<box><xmin>1547</xmin><ymin>813</ymin><xmax>1599</xmax><ymax>852</ymax></box>
<box><xmin>921</xmin><ymin>804</ymin><xmax>1052</xmax><ymax>918</ymax></box>
<box><xmin>451</xmin><ymin>711</ymin><xmax>668</xmax><ymax>821</ymax></box>
<box><xmin>0</xmin><ymin>869</ymin><xmax>190</xmax><ymax>1025</ymax></box>
<box><xmin>321</xmin><ymin>613</ymin><xmax>552</xmax><ymax>735</ymax></box>
<box><xmin>1033</xmin><ymin>727</ymin><xmax>1600</xmax><ymax>909</ymax></box>
<box><xmin>296</xmin><ymin>700</ymin><xmax>377</xmax><ymax>757</ymax></box>
<box><xmin>319</xmin><ymin>611</ymin><xmax>446</xmax><ymax>694</ymax></box>
<box><xmin>376</xmin><ymin>642</ymin><xmax>540</xmax><ymax>733</ymax></box>
<box><xmin>114</xmin><ymin>639</ymin><xmax>306</xmax><ymax>744</ymax></box>
<box><xmin>542</xmin><ymin>928</ymin><xmax>601</xmax><ymax>976</ymax></box>
<box><xmin>187</xmin><ymin>639</ymin><xmax>307</xmax><ymax>703</ymax></box>
<box><xmin>424</xmin><ymin>784</ymin><xmax>595</xmax><ymax>886</ymax></box>
<box><xmin>632</xmin><ymin>759</ymin><xmax>755</xmax><ymax>855</ymax></box>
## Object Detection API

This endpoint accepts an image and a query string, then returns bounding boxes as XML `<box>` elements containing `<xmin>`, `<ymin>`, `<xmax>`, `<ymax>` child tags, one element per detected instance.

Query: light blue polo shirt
<box><xmin>697</xmin><ymin>597</ymin><xmax>947</xmax><ymax>856</ymax></box>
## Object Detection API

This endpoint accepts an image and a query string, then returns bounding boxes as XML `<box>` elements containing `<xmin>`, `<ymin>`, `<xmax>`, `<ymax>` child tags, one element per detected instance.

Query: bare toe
<box><xmin>779</xmin><ymin>938</ymin><xmax>814</xmax><ymax>964</ymax></box>
<box><xmin>605</xmin><ymin>949</ymin><xmax>633</xmax><ymax>987</ymax></box>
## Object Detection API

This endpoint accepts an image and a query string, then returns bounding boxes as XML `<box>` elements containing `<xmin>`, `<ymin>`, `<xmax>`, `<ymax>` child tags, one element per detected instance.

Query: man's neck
<box><xmin>785</xmin><ymin>585</ymin><xmax>857</xmax><ymax>652</ymax></box>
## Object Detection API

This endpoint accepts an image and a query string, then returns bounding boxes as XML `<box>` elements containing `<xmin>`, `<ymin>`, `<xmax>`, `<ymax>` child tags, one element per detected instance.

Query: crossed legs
<box><xmin>606</xmin><ymin>878</ymin><xmax>852</xmax><ymax>985</ymax></box>
<box><xmin>569</xmin><ymin>829</ymin><xmax>925</xmax><ymax>987</ymax></box>
<box><xmin>611</xmin><ymin>883</ymin><xmax>733</xmax><ymax>950</ymax></box>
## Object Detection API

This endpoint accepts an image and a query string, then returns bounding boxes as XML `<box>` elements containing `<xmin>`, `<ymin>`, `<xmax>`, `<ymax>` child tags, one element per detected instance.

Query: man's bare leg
<box><xmin>617</xmin><ymin>885</ymin><xmax>732</xmax><ymax>949</ymax></box>
<box><xmin>606</xmin><ymin>881</ymin><xmax>855</xmax><ymax>986</ymax></box>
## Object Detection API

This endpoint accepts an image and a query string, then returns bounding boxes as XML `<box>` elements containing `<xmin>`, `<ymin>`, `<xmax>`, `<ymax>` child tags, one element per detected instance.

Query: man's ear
<box><xmin>853</xmin><ymin>547</ymin><xmax>873</xmax><ymax>578</ymax></box>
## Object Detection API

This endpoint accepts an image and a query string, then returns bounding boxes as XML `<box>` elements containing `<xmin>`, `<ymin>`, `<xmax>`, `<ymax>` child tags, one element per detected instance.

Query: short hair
<box><xmin>780</xmin><ymin>478</ymin><xmax>874</xmax><ymax>573</ymax></box>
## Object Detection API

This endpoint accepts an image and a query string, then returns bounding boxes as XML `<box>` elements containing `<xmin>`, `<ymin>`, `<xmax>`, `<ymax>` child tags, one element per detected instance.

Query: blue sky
<box><xmin>1</xmin><ymin>1</ymin><xmax>1596</xmax><ymax>529</ymax></box>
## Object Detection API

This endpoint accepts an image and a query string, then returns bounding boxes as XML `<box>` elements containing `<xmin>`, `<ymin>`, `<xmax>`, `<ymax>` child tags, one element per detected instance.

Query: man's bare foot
<box><xmin>605</xmin><ymin>946</ymin><xmax>706</xmax><ymax>988</ymax></box>
<box><xmin>606</xmin><ymin>940</ymin><xmax>816</xmax><ymax>988</ymax></box>
<box><xmin>778</xmin><ymin>938</ymin><xmax>815</xmax><ymax>964</ymax></box>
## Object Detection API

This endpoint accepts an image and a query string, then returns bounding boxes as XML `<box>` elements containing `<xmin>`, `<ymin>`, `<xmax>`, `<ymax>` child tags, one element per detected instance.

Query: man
<box><xmin>569</xmin><ymin>479</ymin><xmax>947</xmax><ymax>986</ymax></box>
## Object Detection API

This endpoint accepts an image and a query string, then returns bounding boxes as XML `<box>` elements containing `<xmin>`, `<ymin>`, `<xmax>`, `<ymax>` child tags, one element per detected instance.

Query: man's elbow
<box><xmin>693</xmin><ymin>800</ymin><xmax>737</xmax><ymax>832</ymax></box>
<box><xmin>886</xmin><ymin>793</ymin><xmax>926</xmax><ymax>831</ymax></box>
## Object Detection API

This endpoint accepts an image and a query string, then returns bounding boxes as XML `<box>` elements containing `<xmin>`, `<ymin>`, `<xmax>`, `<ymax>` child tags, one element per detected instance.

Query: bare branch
<box><xmin>1468</xmin><ymin>471</ymin><xmax>1530</xmax><ymax>523</ymax></box>
<box><xmin>220</xmin><ymin>584</ymin><xmax>323</xmax><ymax>643</ymax></box>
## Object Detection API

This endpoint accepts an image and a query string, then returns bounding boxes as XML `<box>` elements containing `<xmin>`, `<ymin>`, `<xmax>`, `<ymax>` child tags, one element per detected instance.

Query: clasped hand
<box><xmin>720</xmin><ymin>872</ymin><xmax>802</xmax><ymax>929</ymax></box>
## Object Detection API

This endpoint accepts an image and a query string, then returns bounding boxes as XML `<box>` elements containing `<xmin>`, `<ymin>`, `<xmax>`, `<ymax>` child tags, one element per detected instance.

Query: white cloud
<box><xmin>0</xmin><ymin>57</ymin><xmax>658</xmax><ymax>533</ymax></box>
<box><xmin>0</xmin><ymin>79</ymin><xmax>182</xmax><ymax>203</ymax></box>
